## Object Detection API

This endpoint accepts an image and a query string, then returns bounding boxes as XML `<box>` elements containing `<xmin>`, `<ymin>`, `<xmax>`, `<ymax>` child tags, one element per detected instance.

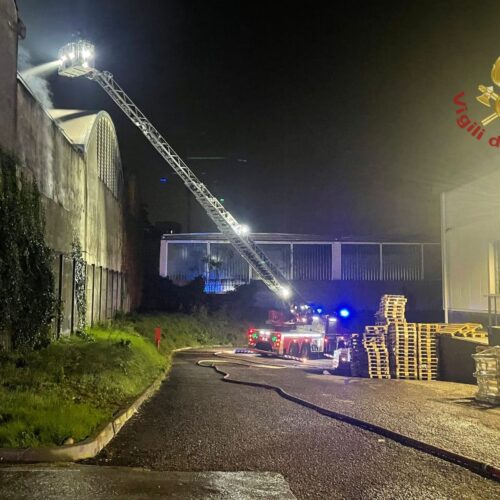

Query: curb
<box><xmin>0</xmin><ymin>347</ymin><xmax>192</xmax><ymax>463</ymax></box>
<box><xmin>199</xmin><ymin>360</ymin><xmax>500</xmax><ymax>484</ymax></box>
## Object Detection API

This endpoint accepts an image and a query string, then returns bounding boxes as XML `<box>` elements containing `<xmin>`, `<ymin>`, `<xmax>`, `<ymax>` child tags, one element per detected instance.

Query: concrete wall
<box><xmin>16</xmin><ymin>86</ymin><xmax>85</xmax><ymax>252</ymax></box>
<box><xmin>15</xmin><ymin>92</ymin><xmax>125</xmax><ymax>269</ymax></box>
<box><xmin>0</xmin><ymin>0</ymin><xmax>18</xmax><ymax>152</ymax></box>
<box><xmin>14</xmin><ymin>84</ymin><xmax>131</xmax><ymax>333</ymax></box>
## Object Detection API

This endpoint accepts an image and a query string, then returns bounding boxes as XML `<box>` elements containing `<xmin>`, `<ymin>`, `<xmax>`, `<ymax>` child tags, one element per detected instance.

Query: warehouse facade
<box><xmin>160</xmin><ymin>233</ymin><xmax>442</xmax><ymax>316</ymax></box>
<box><xmin>0</xmin><ymin>0</ymin><xmax>138</xmax><ymax>341</ymax></box>
<box><xmin>441</xmin><ymin>170</ymin><xmax>500</xmax><ymax>338</ymax></box>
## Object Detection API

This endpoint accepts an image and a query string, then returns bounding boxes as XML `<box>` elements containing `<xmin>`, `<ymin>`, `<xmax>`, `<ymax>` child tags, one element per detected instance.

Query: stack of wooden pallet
<box><xmin>350</xmin><ymin>333</ymin><xmax>368</xmax><ymax>377</ymax></box>
<box><xmin>417</xmin><ymin>324</ymin><xmax>439</xmax><ymax>380</ymax></box>
<box><xmin>375</xmin><ymin>295</ymin><xmax>407</xmax><ymax>326</ymax></box>
<box><xmin>354</xmin><ymin>294</ymin><xmax>492</xmax><ymax>382</ymax></box>
<box><xmin>388</xmin><ymin>321</ymin><xmax>418</xmax><ymax>380</ymax></box>
<box><xmin>363</xmin><ymin>325</ymin><xmax>390</xmax><ymax>379</ymax></box>
<box><xmin>438</xmin><ymin>323</ymin><xmax>487</xmax><ymax>340</ymax></box>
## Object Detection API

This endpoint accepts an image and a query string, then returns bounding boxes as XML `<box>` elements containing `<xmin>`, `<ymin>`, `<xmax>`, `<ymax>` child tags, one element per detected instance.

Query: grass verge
<box><xmin>0</xmin><ymin>312</ymin><xmax>245</xmax><ymax>448</ymax></box>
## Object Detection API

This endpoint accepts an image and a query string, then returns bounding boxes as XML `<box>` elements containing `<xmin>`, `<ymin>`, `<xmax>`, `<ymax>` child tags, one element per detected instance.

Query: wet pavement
<box><xmin>87</xmin><ymin>351</ymin><xmax>500</xmax><ymax>499</ymax></box>
<box><xmin>212</xmin><ymin>350</ymin><xmax>500</xmax><ymax>468</ymax></box>
<box><xmin>0</xmin><ymin>466</ymin><xmax>295</xmax><ymax>499</ymax></box>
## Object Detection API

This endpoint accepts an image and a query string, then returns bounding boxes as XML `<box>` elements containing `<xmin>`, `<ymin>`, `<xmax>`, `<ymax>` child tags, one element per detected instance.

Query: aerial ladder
<box><xmin>58</xmin><ymin>40</ymin><xmax>291</xmax><ymax>299</ymax></box>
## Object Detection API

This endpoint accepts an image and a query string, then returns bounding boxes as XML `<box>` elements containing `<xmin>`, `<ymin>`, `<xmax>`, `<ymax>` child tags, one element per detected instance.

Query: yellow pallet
<box><xmin>438</xmin><ymin>323</ymin><xmax>482</xmax><ymax>335</ymax></box>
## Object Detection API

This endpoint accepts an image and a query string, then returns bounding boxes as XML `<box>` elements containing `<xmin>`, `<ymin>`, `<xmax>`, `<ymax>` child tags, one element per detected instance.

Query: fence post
<box><xmin>57</xmin><ymin>254</ymin><xmax>63</xmax><ymax>338</ymax></box>
<box><xmin>70</xmin><ymin>258</ymin><xmax>76</xmax><ymax>333</ymax></box>
<box><xmin>104</xmin><ymin>269</ymin><xmax>108</xmax><ymax>320</ymax></box>
<box><xmin>90</xmin><ymin>264</ymin><xmax>95</xmax><ymax>326</ymax></box>
<box><xmin>98</xmin><ymin>266</ymin><xmax>102</xmax><ymax>322</ymax></box>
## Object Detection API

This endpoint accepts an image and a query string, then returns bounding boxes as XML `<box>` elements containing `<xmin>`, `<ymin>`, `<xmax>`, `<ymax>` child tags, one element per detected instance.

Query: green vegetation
<box><xmin>71</xmin><ymin>238</ymin><xmax>87</xmax><ymax>331</ymax></box>
<box><xmin>0</xmin><ymin>312</ymin><xmax>245</xmax><ymax>448</ymax></box>
<box><xmin>128</xmin><ymin>309</ymin><xmax>246</xmax><ymax>364</ymax></box>
<box><xmin>0</xmin><ymin>149</ymin><xmax>57</xmax><ymax>351</ymax></box>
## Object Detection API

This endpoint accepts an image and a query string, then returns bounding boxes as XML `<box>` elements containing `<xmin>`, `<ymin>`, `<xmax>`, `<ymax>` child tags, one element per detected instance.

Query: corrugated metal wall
<box><xmin>341</xmin><ymin>244</ymin><xmax>380</xmax><ymax>280</ymax></box>
<box><xmin>382</xmin><ymin>245</ymin><xmax>422</xmax><ymax>280</ymax></box>
<box><xmin>293</xmin><ymin>244</ymin><xmax>332</xmax><ymax>280</ymax></box>
<box><xmin>163</xmin><ymin>239</ymin><xmax>441</xmax><ymax>292</ymax></box>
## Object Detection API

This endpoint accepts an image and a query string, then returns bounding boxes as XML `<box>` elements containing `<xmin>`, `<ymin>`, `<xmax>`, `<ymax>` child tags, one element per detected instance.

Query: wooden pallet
<box><xmin>395</xmin><ymin>373</ymin><xmax>419</xmax><ymax>380</ymax></box>
<box><xmin>365</xmin><ymin>325</ymin><xmax>388</xmax><ymax>333</ymax></box>
<box><xmin>391</xmin><ymin>352</ymin><xmax>418</xmax><ymax>359</ymax></box>
<box><xmin>438</xmin><ymin>323</ymin><xmax>482</xmax><ymax>335</ymax></box>
<box><xmin>416</xmin><ymin>323</ymin><xmax>439</xmax><ymax>380</ymax></box>
<box><xmin>418</xmin><ymin>323</ymin><xmax>441</xmax><ymax>332</ymax></box>
<box><xmin>417</xmin><ymin>351</ymin><xmax>437</xmax><ymax>357</ymax></box>
<box><xmin>392</xmin><ymin>357</ymin><xmax>418</xmax><ymax>364</ymax></box>
<box><xmin>455</xmin><ymin>331</ymin><xmax>488</xmax><ymax>339</ymax></box>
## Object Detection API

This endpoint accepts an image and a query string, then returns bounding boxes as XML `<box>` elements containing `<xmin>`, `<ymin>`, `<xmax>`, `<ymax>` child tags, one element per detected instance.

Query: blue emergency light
<box><xmin>339</xmin><ymin>308</ymin><xmax>350</xmax><ymax>318</ymax></box>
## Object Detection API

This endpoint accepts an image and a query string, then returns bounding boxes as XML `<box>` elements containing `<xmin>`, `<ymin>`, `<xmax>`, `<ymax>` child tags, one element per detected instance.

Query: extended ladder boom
<box><xmin>88</xmin><ymin>70</ymin><xmax>290</xmax><ymax>297</ymax></box>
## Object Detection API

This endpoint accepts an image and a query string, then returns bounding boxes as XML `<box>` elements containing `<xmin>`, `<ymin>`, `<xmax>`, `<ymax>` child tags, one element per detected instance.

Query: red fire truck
<box><xmin>247</xmin><ymin>309</ymin><xmax>326</xmax><ymax>358</ymax></box>
<box><xmin>247</xmin><ymin>307</ymin><xmax>355</xmax><ymax>364</ymax></box>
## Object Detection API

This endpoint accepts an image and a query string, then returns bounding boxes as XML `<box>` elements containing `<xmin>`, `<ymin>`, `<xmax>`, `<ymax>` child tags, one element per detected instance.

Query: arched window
<box><xmin>96</xmin><ymin>115</ymin><xmax>122</xmax><ymax>198</ymax></box>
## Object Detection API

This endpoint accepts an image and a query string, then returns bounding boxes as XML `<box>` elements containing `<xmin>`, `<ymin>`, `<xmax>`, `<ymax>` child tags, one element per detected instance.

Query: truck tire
<box><xmin>289</xmin><ymin>342</ymin><xmax>300</xmax><ymax>357</ymax></box>
<box><xmin>255</xmin><ymin>341</ymin><xmax>272</xmax><ymax>352</ymax></box>
<box><xmin>301</xmin><ymin>343</ymin><xmax>311</xmax><ymax>359</ymax></box>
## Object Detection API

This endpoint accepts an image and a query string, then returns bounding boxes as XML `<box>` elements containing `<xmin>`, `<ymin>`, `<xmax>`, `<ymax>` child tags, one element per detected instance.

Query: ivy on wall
<box><xmin>0</xmin><ymin>150</ymin><xmax>57</xmax><ymax>351</ymax></box>
<box><xmin>72</xmin><ymin>238</ymin><xmax>87</xmax><ymax>331</ymax></box>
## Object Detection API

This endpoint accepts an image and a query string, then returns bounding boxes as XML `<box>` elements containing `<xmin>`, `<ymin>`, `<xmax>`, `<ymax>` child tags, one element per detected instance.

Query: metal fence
<box><xmin>160</xmin><ymin>237</ymin><xmax>441</xmax><ymax>293</ymax></box>
<box><xmin>52</xmin><ymin>253</ymin><xmax>129</xmax><ymax>335</ymax></box>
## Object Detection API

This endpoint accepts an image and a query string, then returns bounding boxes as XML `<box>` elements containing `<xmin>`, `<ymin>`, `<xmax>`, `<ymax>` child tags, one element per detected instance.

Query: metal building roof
<box><xmin>48</xmin><ymin>109</ymin><xmax>102</xmax><ymax>148</ymax></box>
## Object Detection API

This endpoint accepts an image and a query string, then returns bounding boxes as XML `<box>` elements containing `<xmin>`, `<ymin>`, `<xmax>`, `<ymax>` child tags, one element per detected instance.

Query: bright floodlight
<box><xmin>279</xmin><ymin>286</ymin><xmax>291</xmax><ymax>300</ymax></box>
<box><xmin>58</xmin><ymin>40</ymin><xmax>95</xmax><ymax>78</ymax></box>
<box><xmin>235</xmin><ymin>224</ymin><xmax>250</xmax><ymax>236</ymax></box>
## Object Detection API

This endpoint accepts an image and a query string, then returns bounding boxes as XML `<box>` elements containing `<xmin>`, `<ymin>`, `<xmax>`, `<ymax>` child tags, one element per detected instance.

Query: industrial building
<box><xmin>161</xmin><ymin>233</ymin><xmax>442</xmax><ymax>317</ymax></box>
<box><xmin>0</xmin><ymin>0</ymin><xmax>137</xmax><ymax>340</ymax></box>
<box><xmin>441</xmin><ymin>171</ymin><xmax>500</xmax><ymax>344</ymax></box>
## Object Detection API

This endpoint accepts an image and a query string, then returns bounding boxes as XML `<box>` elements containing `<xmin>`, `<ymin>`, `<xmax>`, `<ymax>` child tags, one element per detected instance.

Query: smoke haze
<box><xmin>18</xmin><ymin>45</ymin><xmax>55</xmax><ymax>109</ymax></box>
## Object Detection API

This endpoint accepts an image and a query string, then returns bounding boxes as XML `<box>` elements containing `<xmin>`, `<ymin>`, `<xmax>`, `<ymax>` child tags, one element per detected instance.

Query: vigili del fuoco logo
<box><xmin>453</xmin><ymin>57</ymin><xmax>500</xmax><ymax>147</ymax></box>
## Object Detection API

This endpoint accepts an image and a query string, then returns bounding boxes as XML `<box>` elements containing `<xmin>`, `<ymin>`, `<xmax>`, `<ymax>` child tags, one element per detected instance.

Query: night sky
<box><xmin>16</xmin><ymin>0</ymin><xmax>500</xmax><ymax>240</ymax></box>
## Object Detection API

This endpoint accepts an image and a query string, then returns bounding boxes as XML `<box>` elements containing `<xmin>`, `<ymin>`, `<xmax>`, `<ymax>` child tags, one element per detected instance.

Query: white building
<box><xmin>441</xmin><ymin>169</ymin><xmax>500</xmax><ymax>343</ymax></box>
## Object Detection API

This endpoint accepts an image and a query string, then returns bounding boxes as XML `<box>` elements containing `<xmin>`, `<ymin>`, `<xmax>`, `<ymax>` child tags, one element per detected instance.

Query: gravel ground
<box><xmin>88</xmin><ymin>352</ymin><xmax>500</xmax><ymax>500</ymax></box>
<box><xmin>213</xmin><ymin>351</ymin><xmax>500</xmax><ymax>468</ymax></box>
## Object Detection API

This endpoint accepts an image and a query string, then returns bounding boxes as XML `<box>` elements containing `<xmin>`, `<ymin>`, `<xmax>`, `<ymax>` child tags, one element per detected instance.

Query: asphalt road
<box><xmin>88</xmin><ymin>351</ymin><xmax>500</xmax><ymax>500</ymax></box>
<box><xmin>214</xmin><ymin>350</ymin><xmax>500</xmax><ymax>468</ymax></box>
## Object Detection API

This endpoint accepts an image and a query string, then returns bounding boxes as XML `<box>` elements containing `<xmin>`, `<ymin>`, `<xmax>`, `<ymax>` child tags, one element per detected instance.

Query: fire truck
<box><xmin>247</xmin><ymin>308</ymin><xmax>326</xmax><ymax>358</ymax></box>
<box><xmin>247</xmin><ymin>307</ymin><xmax>354</xmax><ymax>363</ymax></box>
